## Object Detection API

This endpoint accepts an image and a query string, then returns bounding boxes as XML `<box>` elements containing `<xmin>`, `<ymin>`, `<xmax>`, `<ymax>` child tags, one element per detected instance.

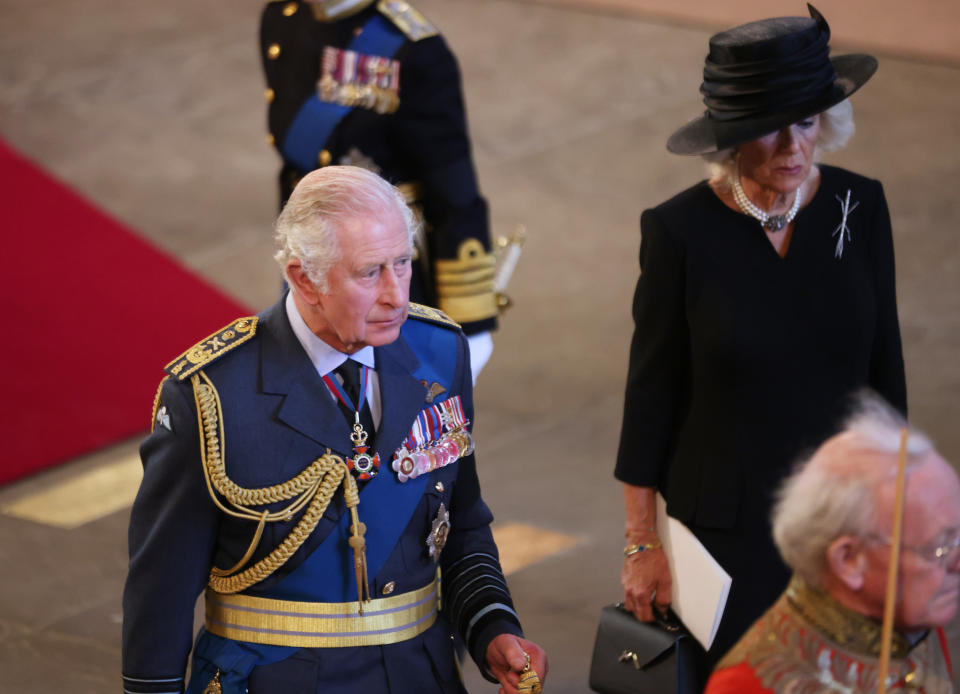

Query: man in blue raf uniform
<box><xmin>122</xmin><ymin>166</ymin><xmax>546</xmax><ymax>694</ymax></box>
<box><xmin>259</xmin><ymin>0</ymin><xmax>498</xmax><ymax>378</ymax></box>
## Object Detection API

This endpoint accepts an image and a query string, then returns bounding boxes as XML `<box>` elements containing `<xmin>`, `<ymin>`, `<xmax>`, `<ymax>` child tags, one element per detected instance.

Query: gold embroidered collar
<box><xmin>786</xmin><ymin>576</ymin><xmax>912</xmax><ymax>659</ymax></box>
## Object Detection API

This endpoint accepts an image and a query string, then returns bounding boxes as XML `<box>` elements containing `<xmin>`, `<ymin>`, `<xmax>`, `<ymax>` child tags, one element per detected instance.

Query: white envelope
<box><xmin>655</xmin><ymin>493</ymin><xmax>732</xmax><ymax>650</ymax></box>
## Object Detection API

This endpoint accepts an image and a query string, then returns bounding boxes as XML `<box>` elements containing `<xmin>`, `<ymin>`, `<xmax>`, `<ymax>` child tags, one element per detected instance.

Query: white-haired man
<box><xmin>122</xmin><ymin>166</ymin><xmax>546</xmax><ymax>694</ymax></box>
<box><xmin>705</xmin><ymin>395</ymin><xmax>958</xmax><ymax>693</ymax></box>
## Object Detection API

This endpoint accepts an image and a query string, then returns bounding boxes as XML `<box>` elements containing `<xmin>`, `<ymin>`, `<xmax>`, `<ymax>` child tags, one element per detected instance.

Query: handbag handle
<box><xmin>614</xmin><ymin>602</ymin><xmax>682</xmax><ymax>632</ymax></box>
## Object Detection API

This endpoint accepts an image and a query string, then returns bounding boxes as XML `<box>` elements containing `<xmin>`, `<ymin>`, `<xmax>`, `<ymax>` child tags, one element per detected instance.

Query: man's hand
<box><xmin>485</xmin><ymin>633</ymin><xmax>548</xmax><ymax>694</ymax></box>
<box><xmin>621</xmin><ymin>545</ymin><xmax>673</xmax><ymax>622</ymax></box>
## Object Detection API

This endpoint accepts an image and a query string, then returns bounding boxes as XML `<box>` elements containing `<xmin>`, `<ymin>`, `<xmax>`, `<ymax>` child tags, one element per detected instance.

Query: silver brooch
<box><xmin>832</xmin><ymin>189</ymin><xmax>859</xmax><ymax>259</ymax></box>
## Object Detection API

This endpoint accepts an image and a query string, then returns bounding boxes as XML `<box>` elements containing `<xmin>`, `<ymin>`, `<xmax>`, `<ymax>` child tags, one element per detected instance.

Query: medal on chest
<box><xmin>322</xmin><ymin>364</ymin><xmax>381</xmax><ymax>480</ymax></box>
<box><xmin>391</xmin><ymin>395</ymin><xmax>473</xmax><ymax>482</ymax></box>
<box><xmin>347</xmin><ymin>420</ymin><xmax>379</xmax><ymax>480</ymax></box>
<box><xmin>427</xmin><ymin>502</ymin><xmax>450</xmax><ymax>560</ymax></box>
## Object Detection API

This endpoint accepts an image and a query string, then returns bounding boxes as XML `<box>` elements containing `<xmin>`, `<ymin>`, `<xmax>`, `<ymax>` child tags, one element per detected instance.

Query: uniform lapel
<box><xmin>373</xmin><ymin>334</ymin><xmax>424</xmax><ymax>462</ymax></box>
<box><xmin>259</xmin><ymin>300</ymin><xmax>353</xmax><ymax>456</ymax></box>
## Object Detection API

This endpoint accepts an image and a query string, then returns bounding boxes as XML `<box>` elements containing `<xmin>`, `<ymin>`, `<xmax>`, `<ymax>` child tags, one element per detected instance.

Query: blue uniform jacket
<box><xmin>122</xmin><ymin>299</ymin><xmax>521</xmax><ymax>693</ymax></box>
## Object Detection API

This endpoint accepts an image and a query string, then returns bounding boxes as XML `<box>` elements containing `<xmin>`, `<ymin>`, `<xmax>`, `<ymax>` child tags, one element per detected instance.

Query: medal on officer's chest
<box><xmin>427</xmin><ymin>503</ymin><xmax>450</xmax><ymax>559</ymax></box>
<box><xmin>322</xmin><ymin>364</ymin><xmax>380</xmax><ymax>480</ymax></box>
<box><xmin>391</xmin><ymin>395</ymin><xmax>473</xmax><ymax>482</ymax></box>
<box><xmin>347</xmin><ymin>416</ymin><xmax>379</xmax><ymax>480</ymax></box>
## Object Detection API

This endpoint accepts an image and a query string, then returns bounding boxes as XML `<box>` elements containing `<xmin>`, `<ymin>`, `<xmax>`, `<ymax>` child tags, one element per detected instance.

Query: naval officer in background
<box><xmin>260</xmin><ymin>0</ymin><xmax>499</xmax><ymax>379</ymax></box>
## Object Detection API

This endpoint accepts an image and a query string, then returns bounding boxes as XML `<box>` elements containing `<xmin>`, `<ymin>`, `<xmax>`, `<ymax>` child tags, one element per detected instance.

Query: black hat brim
<box><xmin>666</xmin><ymin>53</ymin><xmax>878</xmax><ymax>155</ymax></box>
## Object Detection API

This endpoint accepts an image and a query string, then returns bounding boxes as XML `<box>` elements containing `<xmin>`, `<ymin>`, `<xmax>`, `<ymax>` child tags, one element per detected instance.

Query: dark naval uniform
<box><xmin>259</xmin><ymin>0</ymin><xmax>498</xmax><ymax>335</ymax></box>
<box><xmin>122</xmin><ymin>298</ymin><xmax>522</xmax><ymax>694</ymax></box>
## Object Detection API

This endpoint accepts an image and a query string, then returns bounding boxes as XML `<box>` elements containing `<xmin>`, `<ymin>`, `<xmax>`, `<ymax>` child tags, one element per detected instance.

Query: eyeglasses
<box><xmin>865</xmin><ymin>527</ymin><xmax>960</xmax><ymax>568</ymax></box>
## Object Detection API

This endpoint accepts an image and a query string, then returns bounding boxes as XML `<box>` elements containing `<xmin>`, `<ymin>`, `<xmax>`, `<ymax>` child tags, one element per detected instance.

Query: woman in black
<box><xmin>615</xmin><ymin>5</ymin><xmax>907</xmax><ymax>670</ymax></box>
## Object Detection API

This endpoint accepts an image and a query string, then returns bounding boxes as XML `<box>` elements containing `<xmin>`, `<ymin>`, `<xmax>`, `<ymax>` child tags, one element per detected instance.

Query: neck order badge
<box><xmin>323</xmin><ymin>361</ymin><xmax>380</xmax><ymax>480</ymax></box>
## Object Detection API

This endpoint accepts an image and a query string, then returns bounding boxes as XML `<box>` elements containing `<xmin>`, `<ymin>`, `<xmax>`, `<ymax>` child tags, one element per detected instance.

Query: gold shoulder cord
<box><xmin>192</xmin><ymin>371</ymin><xmax>371</xmax><ymax>607</ymax></box>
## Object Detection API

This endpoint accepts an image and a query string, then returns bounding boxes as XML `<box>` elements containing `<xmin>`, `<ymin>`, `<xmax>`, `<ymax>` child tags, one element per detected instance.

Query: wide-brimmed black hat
<box><xmin>667</xmin><ymin>4</ymin><xmax>877</xmax><ymax>155</ymax></box>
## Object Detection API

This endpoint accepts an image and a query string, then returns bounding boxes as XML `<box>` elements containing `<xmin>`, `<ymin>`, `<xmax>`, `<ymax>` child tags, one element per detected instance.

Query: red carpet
<box><xmin>0</xmin><ymin>140</ymin><xmax>251</xmax><ymax>486</ymax></box>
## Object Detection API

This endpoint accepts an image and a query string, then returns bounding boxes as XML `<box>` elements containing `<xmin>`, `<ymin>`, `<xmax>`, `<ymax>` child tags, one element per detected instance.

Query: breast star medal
<box><xmin>426</xmin><ymin>503</ymin><xmax>450</xmax><ymax>560</ymax></box>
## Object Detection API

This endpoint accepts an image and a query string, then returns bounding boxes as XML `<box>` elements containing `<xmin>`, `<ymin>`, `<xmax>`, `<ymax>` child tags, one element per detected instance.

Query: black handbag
<box><xmin>588</xmin><ymin>603</ymin><xmax>705</xmax><ymax>694</ymax></box>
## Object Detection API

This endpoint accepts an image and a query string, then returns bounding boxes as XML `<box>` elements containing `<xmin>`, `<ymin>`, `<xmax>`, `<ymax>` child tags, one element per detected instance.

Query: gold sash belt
<box><xmin>204</xmin><ymin>578</ymin><xmax>439</xmax><ymax>648</ymax></box>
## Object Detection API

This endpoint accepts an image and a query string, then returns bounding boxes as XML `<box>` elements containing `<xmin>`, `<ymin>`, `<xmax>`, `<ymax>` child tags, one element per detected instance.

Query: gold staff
<box><xmin>876</xmin><ymin>427</ymin><xmax>909</xmax><ymax>694</ymax></box>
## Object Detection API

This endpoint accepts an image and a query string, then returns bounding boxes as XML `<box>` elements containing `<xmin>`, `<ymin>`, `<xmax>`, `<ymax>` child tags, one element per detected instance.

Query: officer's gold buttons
<box><xmin>318</xmin><ymin>149</ymin><xmax>332</xmax><ymax>167</ymax></box>
<box><xmin>434</xmin><ymin>481</ymin><xmax>444</xmax><ymax>493</ymax></box>
<box><xmin>282</xmin><ymin>2</ymin><xmax>298</xmax><ymax>16</ymax></box>
<box><xmin>353</xmin><ymin>26</ymin><xmax>364</xmax><ymax>37</ymax></box>
<box><xmin>264</xmin><ymin>88</ymin><xmax>275</xmax><ymax>103</ymax></box>
<box><xmin>266</xmin><ymin>133</ymin><xmax>275</xmax><ymax>146</ymax></box>
<box><xmin>267</xmin><ymin>44</ymin><xmax>282</xmax><ymax>59</ymax></box>
<box><xmin>382</xmin><ymin>581</ymin><xmax>396</xmax><ymax>595</ymax></box>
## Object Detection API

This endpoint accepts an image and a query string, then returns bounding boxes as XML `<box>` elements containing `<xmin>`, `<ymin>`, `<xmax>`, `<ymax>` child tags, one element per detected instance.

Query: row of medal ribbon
<box><xmin>392</xmin><ymin>429</ymin><xmax>474</xmax><ymax>482</ymax></box>
<box><xmin>319</xmin><ymin>46</ymin><xmax>401</xmax><ymax>115</ymax></box>
<box><xmin>391</xmin><ymin>395</ymin><xmax>473</xmax><ymax>482</ymax></box>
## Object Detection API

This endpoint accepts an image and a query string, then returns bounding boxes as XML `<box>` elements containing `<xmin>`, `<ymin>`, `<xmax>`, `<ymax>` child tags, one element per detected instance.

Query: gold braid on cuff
<box><xmin>434</xmin><ymin>239</ymin><xmax>498</xmax><ymax>323</ymax></box>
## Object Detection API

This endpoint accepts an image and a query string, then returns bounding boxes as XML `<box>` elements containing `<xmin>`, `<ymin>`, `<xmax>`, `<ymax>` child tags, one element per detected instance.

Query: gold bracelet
<box><xmin>623</xmin><ymin>540</ymin><xmax>662</xmax><ymax>557</ymax></box>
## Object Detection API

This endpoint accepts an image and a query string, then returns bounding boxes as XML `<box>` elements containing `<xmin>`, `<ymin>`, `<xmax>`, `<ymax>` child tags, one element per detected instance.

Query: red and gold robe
<box><xmin>704</xmin><ymin>576</ymin><xmax>954</xmax><ymax>694</ymax></box>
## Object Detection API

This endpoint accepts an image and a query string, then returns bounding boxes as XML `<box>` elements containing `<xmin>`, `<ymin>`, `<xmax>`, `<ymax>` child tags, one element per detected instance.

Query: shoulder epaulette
<box><xmin>164</xmin><ymin>317</ymin><xmax>259</xmax><ymax>381</ymax></box>
<box><xmin>376</xmin><ymin>0</ymin><xmax>438</xmax><ymax>41</ymax></box>
<box><xmin>305</xmin><ymin>0</ymin><xmax>376</xmax><ymax>22</ymax></box>
<box><xmin>407</xmin><ymin>303</ymin><xmax>460</xmax><ymax>330</ymax></box>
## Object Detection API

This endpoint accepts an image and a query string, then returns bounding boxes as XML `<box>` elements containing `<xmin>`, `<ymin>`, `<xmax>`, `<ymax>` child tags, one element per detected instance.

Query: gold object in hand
<box><xmin>518</xmin><ymin>651</ymin><xmax>543</xmax><ymax>694</ymax></box>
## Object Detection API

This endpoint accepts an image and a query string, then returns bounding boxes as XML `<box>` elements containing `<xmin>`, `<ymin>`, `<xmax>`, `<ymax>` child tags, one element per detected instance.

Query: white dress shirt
<box><xmin>285</xmin><ymin>292</ymin><xmax>382</xmax><ymax>428</ymax></box>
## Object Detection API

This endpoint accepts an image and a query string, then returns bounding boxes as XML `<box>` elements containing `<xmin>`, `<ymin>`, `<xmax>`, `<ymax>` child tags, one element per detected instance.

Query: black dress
<box><xmin>614</xmin><ymin>165</ymin><xmax>907</xmax><ymax>663</ymax></box>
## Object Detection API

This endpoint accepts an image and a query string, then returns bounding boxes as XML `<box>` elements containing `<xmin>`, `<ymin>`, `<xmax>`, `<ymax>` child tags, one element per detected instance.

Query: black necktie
<box><xmin>334</xmin><ymin>360</ymin><xmax>376</xmax><ymax>446</ymax></box>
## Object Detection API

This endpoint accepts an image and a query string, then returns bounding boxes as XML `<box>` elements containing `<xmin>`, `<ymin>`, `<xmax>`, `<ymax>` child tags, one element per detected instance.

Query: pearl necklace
<box><xmin>731</xmin><ymin>173</ymin><xmax>802</xmax><ymax>232</ymax></box>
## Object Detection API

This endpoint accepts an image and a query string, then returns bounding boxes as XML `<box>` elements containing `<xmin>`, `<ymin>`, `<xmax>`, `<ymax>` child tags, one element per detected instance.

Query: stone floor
<box><xmin>1</xmin><ymin>0</ymin><xmax>959</xmax><ymax>692</ymax></box>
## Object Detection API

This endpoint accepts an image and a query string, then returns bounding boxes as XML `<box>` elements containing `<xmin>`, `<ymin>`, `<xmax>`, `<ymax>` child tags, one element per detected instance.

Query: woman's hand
<box><xmin>621</xmin><ymin>544</ymin><xmax>673</xmax><ymax>621</ymax></box>
<box><xmin>621</xmin><ymin>483</ymin><xmax>673</xmax><ymax>621</ymax></box>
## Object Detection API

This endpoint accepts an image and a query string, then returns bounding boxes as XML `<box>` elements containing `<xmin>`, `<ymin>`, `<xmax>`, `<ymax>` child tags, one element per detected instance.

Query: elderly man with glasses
<box><xmin>704</xmin><ymin>393</ymin><xmax>959</xmax><ymax>694</ymax></box>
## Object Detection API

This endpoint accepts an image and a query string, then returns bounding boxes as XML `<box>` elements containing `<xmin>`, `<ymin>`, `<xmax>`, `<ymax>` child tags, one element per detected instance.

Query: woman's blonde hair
<box><xmin>704</xmin><ymin>99</ymin><xmax>856</xmax><ymax>188</ymax></box>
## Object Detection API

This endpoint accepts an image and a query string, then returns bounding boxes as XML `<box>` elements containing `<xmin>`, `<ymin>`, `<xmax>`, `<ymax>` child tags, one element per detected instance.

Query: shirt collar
<box><xmin>285</xmin><ymin>291</ymin><xmax>375</xmax><ymax>375</ymax></box>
